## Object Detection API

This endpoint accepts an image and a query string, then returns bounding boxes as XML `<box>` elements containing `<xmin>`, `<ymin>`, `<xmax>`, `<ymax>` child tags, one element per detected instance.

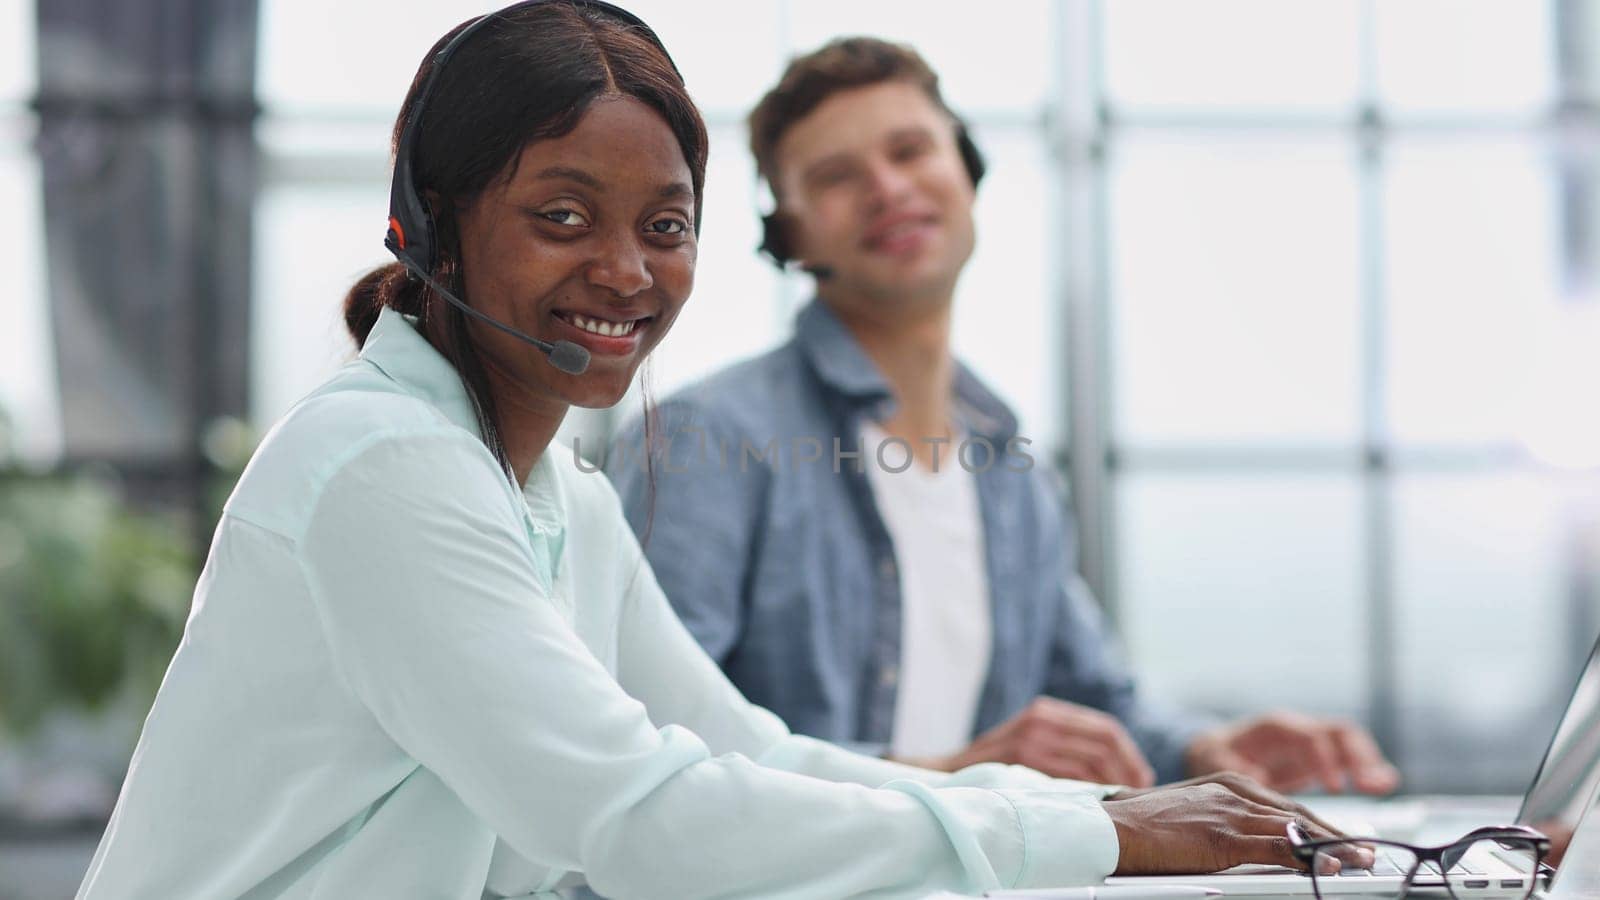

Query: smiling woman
<box><xmin>434</xmin><ymin>98</ymin><xmax>695</xmax><ymax>474</ymax></box>
<box><xmin>344</xmin><ymin>0</ymin><xmax>705</xmax><ymax>483</ymax></box>
<box><xmin>72</xmin><ymin>3</ymin><xmax>1350</xmax><ymax>899</ymax></box>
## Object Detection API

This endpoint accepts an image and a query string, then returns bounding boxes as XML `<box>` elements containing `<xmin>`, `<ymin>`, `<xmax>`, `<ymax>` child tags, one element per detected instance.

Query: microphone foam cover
<box><xmin>548</xmin><ymin>341</ymin><xmax>591</xmax><ymax>375</ymax></box>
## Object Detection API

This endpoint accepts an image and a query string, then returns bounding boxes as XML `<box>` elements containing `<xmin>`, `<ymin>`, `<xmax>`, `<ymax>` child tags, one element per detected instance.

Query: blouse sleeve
<box><xmin>299</xmin><ymin>429</ymin><xmax>1119</xmax><ymax>899</ymax></box>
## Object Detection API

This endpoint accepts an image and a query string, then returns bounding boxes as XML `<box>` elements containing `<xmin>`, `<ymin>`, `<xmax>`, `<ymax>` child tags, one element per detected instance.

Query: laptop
<box><xmin>1105</xmin><ymin>631</ymin><xmax>1600</xmax><ymax>897</ymax></box>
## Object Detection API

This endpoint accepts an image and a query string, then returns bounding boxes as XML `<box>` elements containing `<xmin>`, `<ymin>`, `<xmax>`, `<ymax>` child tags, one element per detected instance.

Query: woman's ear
<box><xmin>422</xmin><ymin>189</ymin><xmax>463</xmax><ymax>267</ymax></box>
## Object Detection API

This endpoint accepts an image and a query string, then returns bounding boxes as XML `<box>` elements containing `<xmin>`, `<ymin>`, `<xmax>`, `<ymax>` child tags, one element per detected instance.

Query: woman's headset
<box><xmin>379</xmin><ymin>0</ymin><xmax>685</xmax><ymax>375</ymax></box>
<box><xmin>384</xmin><ymin>0</ymin><xmax>686</xmax><ymax>278</ymax></box>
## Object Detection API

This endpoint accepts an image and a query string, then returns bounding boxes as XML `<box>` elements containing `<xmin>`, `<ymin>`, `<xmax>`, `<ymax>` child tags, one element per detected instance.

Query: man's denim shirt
<box><xmin>604</xmin><ymin>300</ymin><xmax>1211</xmax><ymax>782</ymax></box>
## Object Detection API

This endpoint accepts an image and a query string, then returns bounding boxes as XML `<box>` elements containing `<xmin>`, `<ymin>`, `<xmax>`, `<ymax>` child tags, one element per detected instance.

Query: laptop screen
<box><xmin>1516</xmin><ymin>633</ymin><xmax>1600</xmax><ymax>864</ymax></box>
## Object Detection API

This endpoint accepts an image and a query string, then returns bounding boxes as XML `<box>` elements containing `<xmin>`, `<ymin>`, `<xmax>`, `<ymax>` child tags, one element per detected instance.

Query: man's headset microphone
<box><xmin>756</xmin><ymin>117</ymin><xmax>988</xmax><ymax>280</ymax></box>
<box><xmin>382</xmin><ymin>0</ymin><xmax>688</xmax><ymax>377</ymax></box>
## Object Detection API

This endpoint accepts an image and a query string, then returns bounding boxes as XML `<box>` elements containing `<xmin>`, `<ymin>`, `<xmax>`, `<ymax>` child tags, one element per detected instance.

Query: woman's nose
<box><xmin>586</xmin><ymin>230</ymin><xmax>653</xmax><ymax>297</ymax></box>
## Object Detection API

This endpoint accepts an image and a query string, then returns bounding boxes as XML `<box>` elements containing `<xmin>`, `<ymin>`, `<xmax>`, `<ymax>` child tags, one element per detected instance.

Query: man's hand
<box><xmin>1185</xmin><ymin>712</ymin><xmax>1400</xmax><ymax>795</ymax></box>
<box><xmin>1103</xmin><ymin>772</ymin><xmax>1373</xmax><ymax>875</ymax></box>
<box><xmin>1529</xmin><ymin>819</ymin><xmax>1575</xmax><ymax>867</ymax></box>
<box><xmin>905</xmin><ymin>697</ymin><xmax>1156</xmax><ymax>788</ymax></box>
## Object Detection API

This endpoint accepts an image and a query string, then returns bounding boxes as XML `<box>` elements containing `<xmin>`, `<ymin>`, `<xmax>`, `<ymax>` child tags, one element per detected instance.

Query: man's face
<box><xmin>771</xmin><ymin>80</ymin><xmax>977</xmax><ymax>317</ymax></box>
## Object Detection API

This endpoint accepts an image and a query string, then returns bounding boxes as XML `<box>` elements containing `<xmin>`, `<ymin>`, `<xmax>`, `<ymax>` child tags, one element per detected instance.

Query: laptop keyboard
<box><xmin>1331</xmin><ymin>853</ymin><xmax>1485</xmax><ymax>877</ymax></box>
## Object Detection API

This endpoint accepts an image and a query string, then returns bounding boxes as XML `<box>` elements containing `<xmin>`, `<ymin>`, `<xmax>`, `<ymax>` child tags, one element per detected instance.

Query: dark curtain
<box><xmin>35</xmin><ymin>0</ymin><xmax>257</xmax><ymax>521</ymax></box>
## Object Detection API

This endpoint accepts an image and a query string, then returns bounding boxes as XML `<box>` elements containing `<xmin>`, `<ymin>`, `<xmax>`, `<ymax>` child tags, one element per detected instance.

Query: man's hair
<box><xmin>747</xmin><ymin>36</ymin><xmax>953</xmax><ymax>192</ymax></box>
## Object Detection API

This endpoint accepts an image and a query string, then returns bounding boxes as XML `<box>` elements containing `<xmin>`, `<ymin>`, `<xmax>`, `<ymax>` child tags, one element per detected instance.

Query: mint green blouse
<box><xmin>76</xmin><ymin>308</ymin><xmax>1120</xmax><ymax>899</ymax></box>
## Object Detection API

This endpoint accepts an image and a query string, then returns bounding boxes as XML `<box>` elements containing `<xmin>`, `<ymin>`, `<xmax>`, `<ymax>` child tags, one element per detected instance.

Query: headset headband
<box><xmin>385</xmin><ymin>0</ymin><xmax>686</xmax><ymax>274</ymax></box>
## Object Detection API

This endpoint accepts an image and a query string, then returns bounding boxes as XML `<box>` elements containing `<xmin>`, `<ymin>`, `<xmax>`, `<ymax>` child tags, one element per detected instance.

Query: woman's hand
<box><xmin>1102</xmin><ymin>773</ymin><xmax>1373</xmax><ymax>875</ymax></box>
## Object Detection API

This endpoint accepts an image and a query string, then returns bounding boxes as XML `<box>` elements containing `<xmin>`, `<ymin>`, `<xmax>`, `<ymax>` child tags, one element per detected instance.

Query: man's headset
<box><xmin>756</xmin><ymin>122</ymin><xmax>988</xmax><ymax>271</ymax></box>
<box><xmin>382</xmin><ymin>0</ymin><xmax>685</xmax><ymax>375</ymax></box>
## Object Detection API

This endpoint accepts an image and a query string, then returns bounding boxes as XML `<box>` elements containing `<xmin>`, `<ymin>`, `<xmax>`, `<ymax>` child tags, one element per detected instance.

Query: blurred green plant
<box><xmin>0</xmin><ymin>468</ymin><xmax>194</xmax><ymax>739</ymax></box>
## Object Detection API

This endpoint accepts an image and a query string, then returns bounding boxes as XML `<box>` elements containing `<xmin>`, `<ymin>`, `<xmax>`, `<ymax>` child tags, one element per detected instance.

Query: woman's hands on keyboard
<box><xmin>1102</xmin><ymin>772</ymin><xmax>1376</xmax><ymax>875</ymax></box>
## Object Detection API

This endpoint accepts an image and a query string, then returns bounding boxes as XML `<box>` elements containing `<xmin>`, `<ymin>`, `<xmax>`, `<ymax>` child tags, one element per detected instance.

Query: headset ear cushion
<box><xmin>388</xmin><ymin>154</ymin><xmax>438</xmax><ymax>273</ymax></box>
<box><xmin>415</xmin><ymin>204</ymin><xmax>439</xmax><ymax>273</ymax></box>
<box><xmin>957</xmin><ymin>127</ymin><xmax>987</xmax><ymax>188</ymax></box>
<box><xmin>759</xmin><ymin>210</ymin><xmax>792</xmax><ymax>268</ymax></box>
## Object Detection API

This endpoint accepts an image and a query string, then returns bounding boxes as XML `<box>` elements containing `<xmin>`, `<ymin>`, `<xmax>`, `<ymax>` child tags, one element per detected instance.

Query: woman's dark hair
<box><xmin>343</xmin><ymin>1</ymin><xmax>708</xmax><ymax>477</ymax></box>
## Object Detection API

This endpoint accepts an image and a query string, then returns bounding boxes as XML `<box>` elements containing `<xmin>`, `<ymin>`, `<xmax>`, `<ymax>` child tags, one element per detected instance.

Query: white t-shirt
<box><xmin>861</xmin><ymin>421</ymin><xmax>993</xmax><ymax>760</ymax></box>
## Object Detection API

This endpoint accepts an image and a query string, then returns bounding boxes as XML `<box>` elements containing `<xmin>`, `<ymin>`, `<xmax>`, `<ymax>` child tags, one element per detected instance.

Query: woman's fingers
<box><xmin>1232</xmin><ymin>833</ymin><xmax>1312</xmax><ymax>872</ymax></box>
<box><xmin>1221</xmin><ymin>776</ymin><xmax>1349</xmax><ymax>837</ymax></box>
<box><xmin>1106</xmin><ymin>781</ymin><xmax>1377</xmax><ymax>876</ymax></box>
<box><xmin>1232</xmin><ymin>814</ymin><xmax>1376</xmax><ymax>873</ymax></box>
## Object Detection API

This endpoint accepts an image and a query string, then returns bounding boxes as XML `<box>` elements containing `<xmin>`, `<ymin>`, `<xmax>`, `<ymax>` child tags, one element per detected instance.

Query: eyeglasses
<box><xmin>1286</xmin><ymin>820</ymin><xmax>1549</xmax><ymax>900</ymax></box>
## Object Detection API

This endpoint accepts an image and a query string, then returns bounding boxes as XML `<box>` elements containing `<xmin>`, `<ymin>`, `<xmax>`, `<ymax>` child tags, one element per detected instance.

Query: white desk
<box><xmin>916</xmin><ymin>794</ymin><xmax>1547</xmax><ymax>900</ymax></box>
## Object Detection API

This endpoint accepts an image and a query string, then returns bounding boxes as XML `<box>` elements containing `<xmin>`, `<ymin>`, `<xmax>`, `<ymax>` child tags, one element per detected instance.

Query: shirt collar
<box><xmin>794</xmin><ymin>300</ymin><xmax>896</xmax><ymax>411</ymax></box>
<box><xmin>793</xmin><ymin>299</ymin><xmax>1020</xmax><ymax>441</ymax></box>
<box><xmin>359</xmin><ymin>306</ymin><xmax>481</xmax><ymax>439</ymax></box>
<box><xmin>358</xmin><ymin>307</ymin><xmax>568</xmax><ymax>578</ymax></box>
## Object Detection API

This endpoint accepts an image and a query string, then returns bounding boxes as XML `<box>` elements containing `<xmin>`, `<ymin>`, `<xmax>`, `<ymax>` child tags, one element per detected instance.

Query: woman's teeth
<box><xmin>567</xmin><ymin>314</ymin><xmax>639</xmax><ymax>338</ymax></box>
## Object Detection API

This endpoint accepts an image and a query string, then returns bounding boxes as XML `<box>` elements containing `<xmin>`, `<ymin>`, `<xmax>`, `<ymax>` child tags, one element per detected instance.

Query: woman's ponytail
<box><xmin>342</xmin><ymin>262</ymin><xmax>423</xmax><ymax>349</ymax></box>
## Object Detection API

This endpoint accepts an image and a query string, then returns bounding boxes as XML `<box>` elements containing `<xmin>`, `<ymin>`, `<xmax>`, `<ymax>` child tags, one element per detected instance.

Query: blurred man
<box><xmin>606</xmin><ymin>37</ymin><xmax>1400</xmax><ymax>793</ymax></box>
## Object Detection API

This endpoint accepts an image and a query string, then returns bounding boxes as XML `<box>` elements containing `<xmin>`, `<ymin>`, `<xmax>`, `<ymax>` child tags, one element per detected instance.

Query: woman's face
<box><xmin>451</xmin><ymin>95</ymin><xmax>696</xmax><ymax>411</ymax></box>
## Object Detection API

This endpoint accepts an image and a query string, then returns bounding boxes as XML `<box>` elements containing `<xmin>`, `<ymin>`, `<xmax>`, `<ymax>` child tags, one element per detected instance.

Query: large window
<box><xmin>0</xmin><ymin>0</ymin><xmax>55</xmax><ymax>463</ymax></box>
<box><xmin>1098</xmin><ymin>0</ymin><xmax>1598</xmax><ymax>791</ymax></box>
<box><xmin>246</xmin><ymin>0</ymin><xmax>1600</xmax><ymax>793</ymax></box>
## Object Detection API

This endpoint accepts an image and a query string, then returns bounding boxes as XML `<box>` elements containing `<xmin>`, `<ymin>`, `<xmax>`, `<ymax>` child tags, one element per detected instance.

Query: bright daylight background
<box><xmin>3</xmin><ymin>1</ymin><xmax>1600</xmax><ymax>896</ymax></box>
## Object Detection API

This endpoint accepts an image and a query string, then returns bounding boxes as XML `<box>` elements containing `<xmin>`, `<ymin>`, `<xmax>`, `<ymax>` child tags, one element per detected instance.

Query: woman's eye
<box><xmin>647</xmin><ymin>218</ymin><xmax>688</xmax><ymax>236</ymax></box>
<box><xmin>540</xmin><ymin>208</ymin><xmax>590</xmax><ymax>227</ymax></box>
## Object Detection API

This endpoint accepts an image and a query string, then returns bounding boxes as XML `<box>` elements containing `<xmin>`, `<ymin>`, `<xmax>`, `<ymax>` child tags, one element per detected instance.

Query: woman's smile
<box><xmin>550</xmin><ymin>308</ymin><xmax>657</xmax><ymax>356</ymax></box>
